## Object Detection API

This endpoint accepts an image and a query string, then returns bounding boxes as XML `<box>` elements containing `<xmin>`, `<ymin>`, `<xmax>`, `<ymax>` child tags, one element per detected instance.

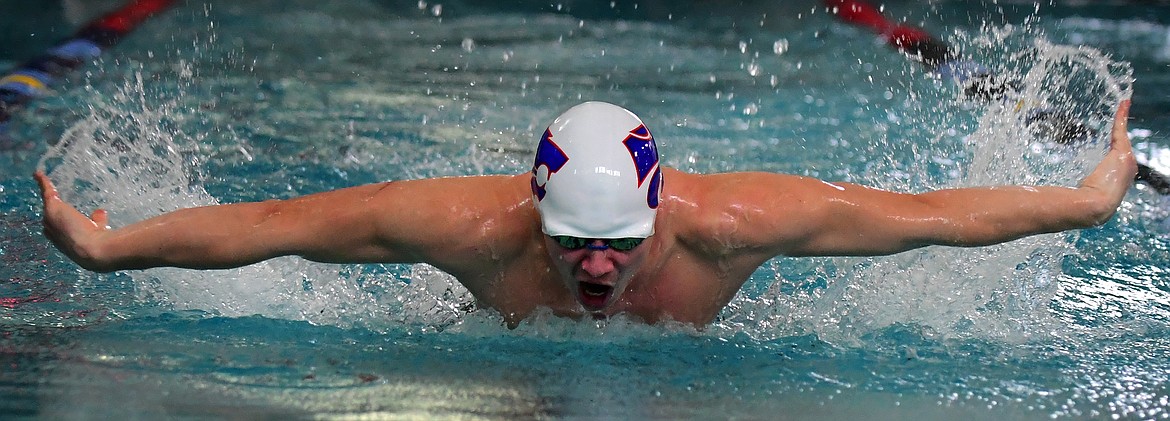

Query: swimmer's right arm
<box><xmin>35</xmin><ymin>173</ymin><xmax>506</xmax><ymax>272</ymax></box>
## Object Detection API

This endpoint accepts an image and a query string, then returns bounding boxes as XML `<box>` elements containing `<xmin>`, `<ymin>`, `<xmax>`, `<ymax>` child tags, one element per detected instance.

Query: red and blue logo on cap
<box><xmin>622</xmin><ymin>124</ymin><xmax>661</xmax><ymax>209</ymax></box>
<box><xmin>531</xmin><ymin>129</ymin><xmax>567</xmax><ymax>201</ymax></box>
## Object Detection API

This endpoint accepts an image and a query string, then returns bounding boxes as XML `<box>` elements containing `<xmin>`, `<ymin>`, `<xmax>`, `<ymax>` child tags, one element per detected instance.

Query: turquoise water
<box><xmin>3</xmin><ymin>1</ymin><xmax>1170</xmax><ymax>419</ymax></box>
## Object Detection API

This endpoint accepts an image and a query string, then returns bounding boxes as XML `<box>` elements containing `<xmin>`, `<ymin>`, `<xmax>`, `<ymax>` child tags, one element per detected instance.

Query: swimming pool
<box><xmin>3</xmin><ymin>0</ymin><xmax>1170</xmax><ymax>418</ymax></box>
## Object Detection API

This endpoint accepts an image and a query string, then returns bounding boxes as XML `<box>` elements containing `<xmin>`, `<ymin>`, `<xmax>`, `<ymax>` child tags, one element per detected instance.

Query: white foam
<box><xmin>718</xmin><ymin>26</ymin><xmax>1133</xmax><ymax>344</ymax></box>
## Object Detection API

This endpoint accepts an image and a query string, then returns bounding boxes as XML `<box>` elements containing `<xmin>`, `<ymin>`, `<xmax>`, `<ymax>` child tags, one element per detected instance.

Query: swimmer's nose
<box><xmin>580</xmin><ymin>247</ymin><xmax>615</xmax><ymax>278</ymax></box>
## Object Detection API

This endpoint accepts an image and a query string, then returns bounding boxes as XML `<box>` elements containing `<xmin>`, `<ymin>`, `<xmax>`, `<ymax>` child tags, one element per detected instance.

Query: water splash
<box><xmin>34</xmin><ymin>64</ymin><xmax>475</xmax><ymax>330</ymax></box>
<box><xmin>718</xmin><ymin>26</ymin><xmax>1133</xmax><ymax>344</ymax></box>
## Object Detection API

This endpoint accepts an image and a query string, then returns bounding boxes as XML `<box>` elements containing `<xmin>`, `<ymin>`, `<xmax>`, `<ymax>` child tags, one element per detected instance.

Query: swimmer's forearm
<box><xmin>908</xmin><ymin>184</ymin><xmax>1121</xmax><ymax>247</ymax></box>
<box><xmin>79</xmin><ymin>202</ymin><xmax>306</xmax><ymax>271</ymax></box>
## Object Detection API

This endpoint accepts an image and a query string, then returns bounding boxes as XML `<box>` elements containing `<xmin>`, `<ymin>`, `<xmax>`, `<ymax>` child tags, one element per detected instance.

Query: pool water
<box><xmin>3</xmin><ymin>0</ymin><xmax>1170</xmax><ymax>418</ymax></box>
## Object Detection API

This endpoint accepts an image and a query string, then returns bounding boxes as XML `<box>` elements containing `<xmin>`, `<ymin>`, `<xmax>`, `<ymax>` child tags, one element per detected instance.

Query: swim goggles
<box><xmin>551</xmin><ymin>236</ymin><xmax>645</xmax><ymax>251</ymax></box>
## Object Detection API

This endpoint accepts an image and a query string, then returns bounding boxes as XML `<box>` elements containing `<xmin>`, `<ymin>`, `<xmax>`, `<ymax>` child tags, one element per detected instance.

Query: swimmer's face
<box><xmin>543</xmin><ymin>235</ymin><xmax>651</xmax><ymax>316</ymax></box>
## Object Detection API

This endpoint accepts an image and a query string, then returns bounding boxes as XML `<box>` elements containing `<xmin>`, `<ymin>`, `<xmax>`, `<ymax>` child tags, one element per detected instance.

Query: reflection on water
<box><xmin>3</xmin><ymin>0</ymin><xmax>1170</xmax><ymax>418</ymax></box>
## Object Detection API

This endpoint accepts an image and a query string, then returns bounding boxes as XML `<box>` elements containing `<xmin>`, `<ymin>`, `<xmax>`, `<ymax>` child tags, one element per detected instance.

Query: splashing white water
<box><xmin>717</xmin><ymin>27</ymin><xmax>1133</xmax><ymax>344</ymax></box>
<box><xmin>36</xmin><ymin>66</ymin><xmax>470</xmax><ymax>330</ymax></box>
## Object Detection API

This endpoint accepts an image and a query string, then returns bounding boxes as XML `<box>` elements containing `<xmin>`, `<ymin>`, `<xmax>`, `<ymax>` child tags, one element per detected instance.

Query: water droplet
<box><xmin>773</xmin><ymin>39</ymin><xmax>788</xmax><ymax>55</ymax></box>
<box><xmin>743</xmin><ymin>103</ymin><xmax>759</xmax><ymax>116</ymax></box>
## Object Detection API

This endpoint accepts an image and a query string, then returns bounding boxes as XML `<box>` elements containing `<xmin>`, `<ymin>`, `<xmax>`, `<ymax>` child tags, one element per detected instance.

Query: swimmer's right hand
<box><xmin>35</xmin><ymin>171</ymin><xmax>114</xmax><ymax>272</ymax></box>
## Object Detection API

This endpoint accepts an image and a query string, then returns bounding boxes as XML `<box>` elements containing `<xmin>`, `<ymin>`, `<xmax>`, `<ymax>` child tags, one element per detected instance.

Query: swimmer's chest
<box><xmin>621</xmin><ymin>265</ymin><xmax>740</xmax><ymax>325</ymax></box>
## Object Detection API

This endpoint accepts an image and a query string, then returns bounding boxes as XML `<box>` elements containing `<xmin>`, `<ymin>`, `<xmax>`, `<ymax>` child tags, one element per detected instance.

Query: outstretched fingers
<box><xmin>35</xmin><ymin>171</ymin><xmax>107</xmax><ymax>227</ymax></box>
<box><xmin>1077</xmin><ymin>99</ymin><xmax>1138</xmax><ymax>225</ymax></box>
<box><xmin>1110</xmin><ymin>99</ymin><xmax>1133</xmax><ymax>154</ymax></box>
<box><xmin>34</xmin><ymin>171</ymin><xmax>111</xmax><ymax>268</ymax></box>
<box><xmin>34</xmin><ymin>171</ymin><xmax>58</xmax><ymax>201</ymax></box>
<box><xmin>1087</xmin><ymin>99</ymin><xmax>1136</xmax><ymax>186</ymax></box>
<box><xmin>1107</xmin><ymin>99</ymin><xmax>1137</xmax><ymax>185</ymax></box>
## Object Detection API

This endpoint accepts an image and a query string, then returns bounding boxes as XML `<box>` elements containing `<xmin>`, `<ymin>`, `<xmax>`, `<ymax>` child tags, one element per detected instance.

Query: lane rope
<box><xmin>0</xmin><ymin>0</ymin><xmax>176</xmax><ymax>135</ymax></box>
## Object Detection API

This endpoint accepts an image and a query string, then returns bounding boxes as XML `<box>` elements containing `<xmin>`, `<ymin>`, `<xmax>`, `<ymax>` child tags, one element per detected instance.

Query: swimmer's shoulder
<box><xmin>664</xmin><ymin>169</ymin><xmax>817</xmax><ymax>211</ymax></box>
<box><xmin>382</xmin><ymin>174</ymin><xmax>539</xmax><ymax>270</ymax></box>
<box><xmin>420</xmin><ymin>173</ymin><xmax>537</xmax><ymax>228</ymax></box>
<box><xmin>379</xmin><ymin>173</ymin><xmax>531</xmax><ymax>205</ymax></box>
<box><xmin>660</xmin><ymin>169</ymin><xmax>831</xmax><ymax>254</ymax></box>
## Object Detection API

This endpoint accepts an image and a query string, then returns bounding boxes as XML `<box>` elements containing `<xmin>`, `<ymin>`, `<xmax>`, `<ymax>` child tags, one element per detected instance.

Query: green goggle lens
<box><xmin>551</xmin><ymin>236</ymin><xmax>644</xmax><ymax>251</ymax></box>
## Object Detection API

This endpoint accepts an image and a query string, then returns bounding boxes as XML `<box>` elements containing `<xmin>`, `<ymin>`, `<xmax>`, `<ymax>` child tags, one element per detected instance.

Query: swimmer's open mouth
<box><xmin>578</xmin><ymin>281</ymin><xmax>613</xmax><ymax>310</ymax></box>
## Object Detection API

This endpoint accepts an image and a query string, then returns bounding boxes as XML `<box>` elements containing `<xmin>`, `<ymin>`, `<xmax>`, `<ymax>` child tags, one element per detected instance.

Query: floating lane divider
<box><xmin>823</xmin><ymin>0</ymin><xmax>997</xmax><ymax>96</ymax></box>
<box><xmin>0</xmin><ymin>0</ymin><xmax>176</xmax><ymax>136</ymax></box>
<box><xmin>823</xmin><ymin>0</ymin><xmax>1168</xmax><ymax>194</ymax></box>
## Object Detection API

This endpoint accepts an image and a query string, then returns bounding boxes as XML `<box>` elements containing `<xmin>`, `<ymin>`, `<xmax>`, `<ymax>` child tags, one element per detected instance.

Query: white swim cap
<box><xmin>531</xmin><ymin>101</ymin><xmax>662</xmax><ymax>239</ymax></box>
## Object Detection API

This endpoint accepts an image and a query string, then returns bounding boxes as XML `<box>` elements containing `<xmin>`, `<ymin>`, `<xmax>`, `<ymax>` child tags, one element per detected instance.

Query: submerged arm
<box><xmin>736</xmin><ymin>100</ymin><xmax>1135</xmax><ymax>257</ymax></box>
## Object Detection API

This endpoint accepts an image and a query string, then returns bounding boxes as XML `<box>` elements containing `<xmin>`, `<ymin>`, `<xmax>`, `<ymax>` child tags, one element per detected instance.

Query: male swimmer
<box><xmin>36</xmin><ymin>100</ymin><xmax>1137</xmax><ymax>327</ymax></box>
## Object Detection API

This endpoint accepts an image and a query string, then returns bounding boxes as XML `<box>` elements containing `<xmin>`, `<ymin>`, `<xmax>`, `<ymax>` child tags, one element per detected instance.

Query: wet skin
<box><xmin>34</xmin><ymin>102</ymin><xmax>1135</xmax><ymax>328</ymax></box>
<box><xmin>542</xmin><ymin>236</ymin><xmax>651</xmax><ymax>315</ymax></box>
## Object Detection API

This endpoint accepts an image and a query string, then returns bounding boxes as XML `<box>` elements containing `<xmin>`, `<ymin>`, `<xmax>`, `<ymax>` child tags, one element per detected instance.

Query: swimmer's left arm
<box><xmin>733</xmin><ymin>100</ymin><xmax>1136</xmax><ymax>257</ymax></box>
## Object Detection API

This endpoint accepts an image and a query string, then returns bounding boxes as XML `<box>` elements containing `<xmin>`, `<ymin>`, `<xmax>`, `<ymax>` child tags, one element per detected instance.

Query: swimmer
<box><xmin>35</xmin><ymin>100</ymin><xmax>1136</xmax><ymax>327</ymax></box>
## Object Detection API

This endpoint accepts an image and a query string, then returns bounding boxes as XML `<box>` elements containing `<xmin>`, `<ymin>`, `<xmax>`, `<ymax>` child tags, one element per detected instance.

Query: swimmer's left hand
<box><xmin>1076</xmin><ymin>99</ymin><xmax>1137</xmax><ymax>225</ymax></box>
